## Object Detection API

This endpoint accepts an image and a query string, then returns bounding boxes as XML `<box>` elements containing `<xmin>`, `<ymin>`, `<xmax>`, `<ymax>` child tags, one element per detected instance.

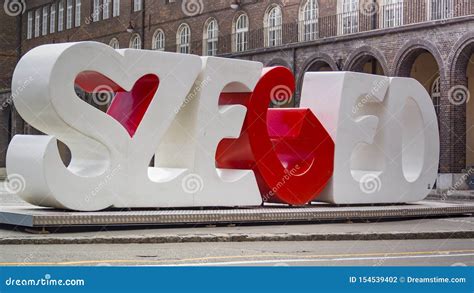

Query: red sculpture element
<box><xmin>217</xmin><ymin>67</ymin><xmax>334</xmax><ymax>205</ymax></box>
<box><xmin>75</xmin><ymin>72</ymin><xmax>159</xmax><ymax>137</ymax></box>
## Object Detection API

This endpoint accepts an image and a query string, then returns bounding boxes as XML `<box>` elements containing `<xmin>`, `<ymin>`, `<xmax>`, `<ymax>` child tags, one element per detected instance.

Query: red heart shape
<box><xmin>75</xmin><ymin>72</ymin><xmax>159</xmax><ymax>137</ymax></box>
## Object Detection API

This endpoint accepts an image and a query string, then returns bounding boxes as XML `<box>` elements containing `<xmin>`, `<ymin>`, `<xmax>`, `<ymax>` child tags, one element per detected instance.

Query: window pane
<box><xmin>58</xmin><ymin>1</ymin><xmax>64</xmax><ymax>31</ymax></box>
<box><xmin>113</xmin><ymin>0</ymin><xmax>120</xmax><ymax>17</ymax></box>
<box><xmin>75</xmin><ymin>0</ymin><xmax>81</xmax><ymax>27</ymax></box>
<box><xmin>42</xmin><ymin>7</ymin><xmax>48</xmax><ymax>36</ymax></box>
<box><xmin>27</xmin><ymin>11</ymin><xmax>33</xmax><ymax>39</ymax></box>
<box><xmin>66</xmin><ymin>0</ymin><xmax>72</xmax><ymax>29</ymax></box>
<box><xmin>103</xmin><ymin>0</ymin><xmax>110</xmax><ymax>19</ymax></box>
<box><xmin>35</xmin><ymin>9</ymin><xmax>40</xmax><ymax>37</ymax></box>
<box><xmin>50</xmin><ymin>5</ymin><xmax>56</xmax><ymax>33</ymax></box>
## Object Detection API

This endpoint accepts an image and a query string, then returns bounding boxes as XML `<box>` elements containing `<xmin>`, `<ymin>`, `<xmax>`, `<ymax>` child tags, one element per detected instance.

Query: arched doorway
<box><xmin>451</xmin><ymin>39</ymin><xmax>474</xmax><ymax>169</ymax></box>
<box><xmin>396</xmin><ymin>45</ymin><xmax>447</xmax><ymax>171</ymax></box>
<box><xmin>348</xmin><ymin>55</ymin><xmax>385</xmax><ymax>75</ymax></box>
<box><xmin>307</xmin><ymin>60</ymin><xmax>333</xmax><ymax>72</ymax></box>
<box><xmin>399</xmin><ymin>49</ymin><xmax>441</xmax><ymax>96</ymax></box>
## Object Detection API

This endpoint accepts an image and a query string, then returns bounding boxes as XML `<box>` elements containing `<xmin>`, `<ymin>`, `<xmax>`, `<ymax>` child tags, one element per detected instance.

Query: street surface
<box><xmin>0</xmin><ymin>239</ymin><xmax>473</xmax><ymax>266</ymax></box>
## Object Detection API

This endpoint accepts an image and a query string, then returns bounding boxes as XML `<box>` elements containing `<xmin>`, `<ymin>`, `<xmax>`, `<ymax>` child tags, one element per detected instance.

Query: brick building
<box><xmin>0</xmin><ymin>0</ymin><xmax>473</xmax><ymax>189</ymax></box>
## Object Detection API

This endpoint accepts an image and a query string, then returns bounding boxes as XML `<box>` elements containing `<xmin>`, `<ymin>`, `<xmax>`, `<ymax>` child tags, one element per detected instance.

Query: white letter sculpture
<box><xmin>300</xmin><ymin>72</ymin><xmax>440</xmax><ymax>204</ymax></box>
<box><xmin>6</xmin><ymin>42</ymin><xmax>441</xmax><ymax>210</ymax></box>
<box><xmin>7</xmin><ymin>42</ymin><xmax>262</xmax><ymax>211</ymax></box>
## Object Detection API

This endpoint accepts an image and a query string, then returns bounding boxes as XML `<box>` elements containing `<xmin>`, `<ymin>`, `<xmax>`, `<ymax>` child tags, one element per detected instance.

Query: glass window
<box><xmin>266</xmin><ymin>6</ymin><xmax>282</xmax><ymax>47</ymax></box>
<box><xmin>66</xmin><ymin>0</ymin><xmax>73</xmax><ymax>29</ymax></box>
<box><xmin>130</xmin><ymin>34</ymin><xmax>141</xmax><ymax>49</ymax></box>
<box><xmin>430</xmin><ymin>0</ymin><xmax>454</xmax><ymax>20</ymax></box>
<box><xmin>113</xmin><ymin>0</ymin><xmax>120</xmax><ymax>17</ymax></box>
<box><xmin>34</xmin><ymin>9</ymin><xmax>40</xmax><ymax>37</ymax></box>
<box><xmin>27</xmin><ymin>11</ymin><xmax>33</xmax><ymax>39</ymax></box>
<box><xmin>342</xmin><ymin>0</ymin><xmax>358</xmax><ymax>34</ymax></box>
<box><xmin>42</xmin><ymin>6</ymin><xmax>48</xmax><ymax>36</ymax></box>
<box><xmin>152</xmin><ymin>30</ymin><xmax>165</xmax><ymax>51</ymax></box>
<box><xmin>383</xmin><ymin>0</ymin><xmax>403</xmax><ymax>28</ymax></box>
<box><xmin>103</xmin><ymin>0</ymin><xmax>110</xmax><ymax>20</ymax></box>
<box><xmin>50</xmin><ymin>4</ymin><xmax>56</xmax><ymax>33</ymax></box>
<box><xmin>58</xmin><ymin>0</ymin><xmax>64</xmax><ymax>31</ymax></box>
<box><xmin>93</xmin><ymin>0</ymin><xmax>100</xmax><ymax>22</ymax></box>
<box><xmin>134</xmin><ymin>0</ymin><xmax>142</xmax><ymax>12</ymax></box>
<box><xmin>204</xmin><ymin>19</ymin><xmax>218</xmax><ymax>56</ymax></box>
<box><xmin>234</xmin><ymin>14</ymin><xmax>248</xmax><ymax>52</ymax></box>
<box><xmin>300</xmin><ymin>0</ymin><xmax>318</xmax><ymax>41</ymax></box>
<box><xmin>177</xmin><ymin>24</ymin><xmax>191</xmax><ymax>54</ymax></box>
<box><xmin>75</xmin><ymin>0</ymin><xmax>81</xmax><ymax>27</ymax></box>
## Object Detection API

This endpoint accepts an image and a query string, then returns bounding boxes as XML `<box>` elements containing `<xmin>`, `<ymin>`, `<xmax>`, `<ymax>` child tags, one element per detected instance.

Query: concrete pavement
<box><xmin>0</xmin><ymin>239</ymin><xmax>472</xmax><ymax>266</ymax></box>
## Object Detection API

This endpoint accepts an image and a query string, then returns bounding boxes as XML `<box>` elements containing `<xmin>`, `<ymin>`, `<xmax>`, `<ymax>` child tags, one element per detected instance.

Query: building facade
<box><xmin>0</xmin><ymin>0</ymin><xmax>473</xmax><ymax>189</ymax></box>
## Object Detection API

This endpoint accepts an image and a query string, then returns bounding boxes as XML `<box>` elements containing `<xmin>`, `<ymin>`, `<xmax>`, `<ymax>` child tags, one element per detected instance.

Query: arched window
<box><xmin>431</xmin><ymin>76</ymin><xmax>441</xmax><ymax>117</ymax></box>
<box><xmin>204</xmin><ymin>18</ymin><xmax>218</xmax><ymax>56</ymax></box>
<box><xmin>109</xmin><ymin>38</ymin><xmax>120</xmax><ymax>49</ymax></box>
<box><xmin>383</xmin><ymin>0</ymin><xmax>403</xmax><ymax>28</ymax></box>
<box><xmin>265</xmin><ymin>5</ymin><xmax>282</xmax><ymax>47</ymax></box>
<box><xmin>429</xmin><ymin>0</ymin><xmax>454</xmax><ymax>20</ymax></box>
<box><xmin>341</xmin><ymin>0</ymin><xmax>358</xmax><ymax>34</ymax></box>
<box><xmin>233</xmin><ymin>13</ymin><xmax>249</xmax><ymax>52</ymax></box>
<box><xmin>177</xmin><ymin>23</ymin><xmax>191</xmax><ymax>54</ymax></box>
<box><xmin>152</xmin><ymin>29</ymin><xmax>165</xmax><ymax>51</ymax></box>
<box><xmin>129</xmin><ymin>34</ymin><xmax>141</xmax><ymax>49</ymax></box>
<box><xmin>299</xmin><ymin>0</ymin><xmax>318</xmax><ymax>41</ymax></box>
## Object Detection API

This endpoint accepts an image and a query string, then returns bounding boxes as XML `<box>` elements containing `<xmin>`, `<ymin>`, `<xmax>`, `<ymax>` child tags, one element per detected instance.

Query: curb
<box><xmin>1</xmin><ymin>230</ymin><xmax>472</xmax><ymax>245</ymax></box>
